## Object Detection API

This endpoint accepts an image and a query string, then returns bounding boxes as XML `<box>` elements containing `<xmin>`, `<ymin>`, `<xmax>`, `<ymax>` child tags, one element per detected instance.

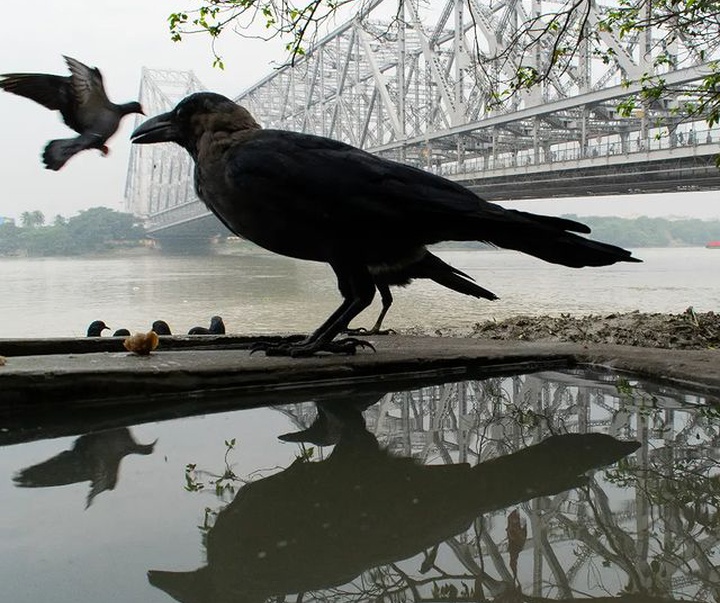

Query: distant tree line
<box><xmin>0</xmin><ymin>207</ymin><xmax>147</xmax><ymax>256</ymax></box>
<box><xmin>564</xmin><ymin>215</ymin><xmax>720</xmax><ymax>248</ymax></box>
<box><xmin>2</xmin><ymin>210</ymin><xmax>718</xmax><ymax>256</ymax></box>
<box><xmin>438</xmin><ymin>215</ymin><xmax>720</xmax><ymax>250</ymax></box>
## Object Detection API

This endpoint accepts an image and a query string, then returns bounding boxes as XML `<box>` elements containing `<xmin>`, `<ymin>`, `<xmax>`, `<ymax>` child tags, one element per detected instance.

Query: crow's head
<box><xmin>131</xmin><ymin>92</ymin><xmax>258</xmax><ymax>157</ymax></box>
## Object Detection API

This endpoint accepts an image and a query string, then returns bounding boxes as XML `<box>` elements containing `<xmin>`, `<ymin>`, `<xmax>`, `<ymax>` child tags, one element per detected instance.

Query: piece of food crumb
<box><xmin>123</xmin><ymin>331</ymin><xmax>159</xmax><ymax>356</ymax></box>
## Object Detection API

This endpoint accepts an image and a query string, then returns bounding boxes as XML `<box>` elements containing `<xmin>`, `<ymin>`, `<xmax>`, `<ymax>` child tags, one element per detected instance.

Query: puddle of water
<box><xmin>0</xmin><ymin>368</ymin><xmax>718</xmax><ymax>602</ymax></box>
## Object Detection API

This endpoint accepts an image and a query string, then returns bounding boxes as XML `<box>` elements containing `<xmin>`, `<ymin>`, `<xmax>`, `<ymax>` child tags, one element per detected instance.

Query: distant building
<box><xmin>0</xmin><ymin>216</ymin><xmax>15</xmax><ymax>226</ymax></box>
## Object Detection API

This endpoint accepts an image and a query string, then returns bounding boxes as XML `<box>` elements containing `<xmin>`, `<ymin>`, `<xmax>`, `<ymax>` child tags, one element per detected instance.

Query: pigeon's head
<box><xmin>130</xmin><ymin>92</ymin><xmax>258</xmax><ymax>157</ymax></box>
<box><xmin>123</xmin><ymin>101</ymin><xmax>144</xmax><ymax>116</ymax></box>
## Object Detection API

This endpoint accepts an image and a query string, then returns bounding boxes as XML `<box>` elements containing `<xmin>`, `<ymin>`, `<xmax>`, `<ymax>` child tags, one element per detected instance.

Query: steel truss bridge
<box><xmin>125</xmin><ymin>0</ymin><xmax>720</xmax><ymax>239</ymax></box>
<box><xmin>274</xmin><ymin>369</ymin><xmax>720</xmax><ymax>600</ymax></box>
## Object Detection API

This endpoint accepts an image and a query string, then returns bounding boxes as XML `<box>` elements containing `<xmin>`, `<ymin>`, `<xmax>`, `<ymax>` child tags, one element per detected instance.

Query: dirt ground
<box><xmin>416</xmin><ymin>308</ymin><xmax>720</xmax><ymax>350</ymax></box>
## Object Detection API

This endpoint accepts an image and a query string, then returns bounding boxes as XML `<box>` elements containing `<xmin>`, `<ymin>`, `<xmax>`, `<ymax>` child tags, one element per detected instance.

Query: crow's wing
<box><xmin>224</xmin><ymin>130</ymin><xmax>590</xmax><ymax>243</ymax></box>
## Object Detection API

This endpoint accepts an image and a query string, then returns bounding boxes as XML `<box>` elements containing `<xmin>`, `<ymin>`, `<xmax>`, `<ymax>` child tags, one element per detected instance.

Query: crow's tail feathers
<box><xmin>414</xmin><ymin>252</ymin><xmax>498</xmax><ymax>301</ymax></box>
<box><xmin>498</xmin><ymin>227</ymin><xmax>641</xmax><ymax>268</ymax></box>
<box><xmin>464</xmin><ymin>210</ymin><xmax>641</xmax><ymax>268</ymax></box>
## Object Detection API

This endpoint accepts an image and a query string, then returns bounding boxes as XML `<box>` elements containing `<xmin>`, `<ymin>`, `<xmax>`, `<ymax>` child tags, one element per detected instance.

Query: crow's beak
<box><xmin>131</xmin><ymin>112</ymin><xmax>177</xmax><ymax>144</ymax></box>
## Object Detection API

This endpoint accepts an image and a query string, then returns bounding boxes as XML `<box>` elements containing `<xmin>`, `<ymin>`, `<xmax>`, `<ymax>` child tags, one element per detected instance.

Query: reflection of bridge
<box><xmin>125</xmin><ymin>0</ymin><xmax>720</xmax><ymax>242</ymax></box>
<box><xmin>275</xmin><ymin>369</ymin><xmax>720</xmax><ymax>601</ymax></box>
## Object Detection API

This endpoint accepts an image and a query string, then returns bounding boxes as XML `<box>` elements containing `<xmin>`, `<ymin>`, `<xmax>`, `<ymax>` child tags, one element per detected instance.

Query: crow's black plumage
<box><xmin>86</xmin><ymin>320</ymin><xmax>109</xmax><ymax>337</ymax></box>
<box><xmin>151</xmin><ymin>320</ymin><xmax>172</xmax><ymax>336</ymax></box>
<box><xmin>188</xmin><ymin>315</ymin><xmax>226</xmax><ymax>335</ymax></box>
<box><xmin>132</xmin><ymin>92</ymin><xmax>641</xmax><ymax>357</ymax></box>
<box><xmin>348</xmin><ymin>250</ymin><xmax>498</xmax><ymax>335</ymax></box>
<box><xmin>0</xmin><ymin>55</ymin><xmax>143</xmax><ymax>170</ymax></box>
<box><xmin>112</xmin><ymin>328</ymin><xmax>131</xmax><ymax>337</ymax></box>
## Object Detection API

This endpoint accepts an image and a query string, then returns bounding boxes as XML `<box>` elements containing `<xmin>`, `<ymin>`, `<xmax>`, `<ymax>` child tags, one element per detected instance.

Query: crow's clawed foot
<box><xmin>251</xmin><ymin>337</ymin><xmax>376</xmax><ymax>357</ymax></box>
<box><xmin>248</xmin><ymin>334</ymin><xmax>305</xmax><ymax>355</ymax></box>
<box><xmin>344</xmin><ymin>326</ymin><xmax>396</xmax><ymax>336</ymax></box>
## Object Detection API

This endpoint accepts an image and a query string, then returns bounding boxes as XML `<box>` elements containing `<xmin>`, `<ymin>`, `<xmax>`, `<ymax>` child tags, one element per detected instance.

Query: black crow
<box><xmin>188</xmin><ymin>315</ymin><xmax>226</xmax><ymax>335</ymax></box>
<box><xmin>131</xmin><ymin>92</ymin><xmax>640</xmax><ymax>357</ymax></box>
<box><xmin>86</xmin><ymin>320</ymin><xmax>109</xmax><ymax>337</ymax></box>
<box><xmin>112</xmin><ymin>328</ymin><xmax>131</xmax><ymax>337</ymax></box>
<box><xmin>348</xmin><ymin>250</ymin><xmax>497</xmax><ymax>335</ymax></box>
<box><xmin>0</xmin><ymin>55</ymin><xmax>143</xmax><ymax>170</ymax></box>
<box><xmin>151</xmin><ymin>320</ymin><xmax>172</xmax><ymax>336</ymax></box>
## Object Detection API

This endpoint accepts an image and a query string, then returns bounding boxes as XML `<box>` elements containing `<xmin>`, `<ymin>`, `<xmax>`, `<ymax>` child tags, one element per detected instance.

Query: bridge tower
<box><xmin>124</xmin><ymin>68</ymin><xmax>205</xmax><ymax>220</ymax></box>
<box><xmin>125</xmin><ymin>0</ymin><xmax>720</xmax><ymax>236</ymax></box>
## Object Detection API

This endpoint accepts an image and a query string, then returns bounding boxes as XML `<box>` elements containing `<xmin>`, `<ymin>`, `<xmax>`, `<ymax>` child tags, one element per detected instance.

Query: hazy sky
<box><xmin>0</xmin><ymin>0</ymin><xmax>287</xmax><ymax>222</ymax></box>
<box><xmin>0</xmin><ymin>0</ymin><xmax>718</xmax><ymax>222</ymax></box>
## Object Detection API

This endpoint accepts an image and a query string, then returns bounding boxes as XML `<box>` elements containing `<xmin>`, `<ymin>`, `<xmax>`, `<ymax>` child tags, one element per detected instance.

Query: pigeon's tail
<box><xmin>42</xmin><ymin>133</ymin><xmax>106</xmax><ymax>170</ymax></box>
<box><xmin>42</xmin><ymin>138</ymin><xmax>83</xmax><ymax>170</ymax></box>
<box><xmin>411</xmin><ymin>252</ymin><xmax>498</xmax><ymax>301</ymax></box>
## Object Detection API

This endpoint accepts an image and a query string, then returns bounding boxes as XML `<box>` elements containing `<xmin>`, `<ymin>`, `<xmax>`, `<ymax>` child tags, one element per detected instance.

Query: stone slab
<box><xmin>0</xmin><ymin>335</ymin><xmax>717</xmax><ymax>444</ymax></box>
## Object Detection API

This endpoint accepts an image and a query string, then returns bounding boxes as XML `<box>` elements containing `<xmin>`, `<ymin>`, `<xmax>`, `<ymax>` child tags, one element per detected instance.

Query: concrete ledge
<box><xmin>1</xmin><ymin>336</ymin><xmax>717</xmax><ymax>444</ymax></box>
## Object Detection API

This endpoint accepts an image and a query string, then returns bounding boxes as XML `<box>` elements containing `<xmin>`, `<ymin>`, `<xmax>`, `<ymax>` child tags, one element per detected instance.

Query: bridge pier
<box><xmin>152</xmin><ymin>234</ymin><xmax>216</xmax><ymax>255</ymax></box>
<box><xmin>147</xmin><ymin>213</ymin><xmax>234</xmax><ymax>254</ymax></box>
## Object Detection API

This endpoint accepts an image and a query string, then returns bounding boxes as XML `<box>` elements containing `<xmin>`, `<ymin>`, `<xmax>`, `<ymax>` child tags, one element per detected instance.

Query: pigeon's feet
<box><xmin>343</xmin><ymin>326</ymin><xmax>396</xmax><ymax>336</ymax></box>
<box><xmin>251</xmin><ymin>337</ymin><xmax>376</xmax><ymax>358</ymax></box>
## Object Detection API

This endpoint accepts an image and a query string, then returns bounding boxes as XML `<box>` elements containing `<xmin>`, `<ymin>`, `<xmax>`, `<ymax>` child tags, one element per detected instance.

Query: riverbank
<box><xmin>410</xmin><ymin>308</ymin><xmax>720</xmax><ymax>350</ymax></box>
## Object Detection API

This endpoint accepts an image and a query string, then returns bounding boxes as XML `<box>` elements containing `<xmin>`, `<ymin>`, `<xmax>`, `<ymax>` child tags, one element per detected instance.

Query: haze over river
<box><xmin>0</xmin><ymin>246</ymin><xmax>717</xmax><ymax>339</ymax></box>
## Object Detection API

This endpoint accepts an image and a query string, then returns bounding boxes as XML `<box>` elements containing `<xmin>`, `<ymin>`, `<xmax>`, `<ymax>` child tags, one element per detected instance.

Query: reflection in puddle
<box><xmin>13</xmin><ymin>428</ymin><xmax>156</xmax><ymax>508</ymax></box>
<box><xmin>2</xmin><ymin>368</ymin><xmax>718</xmax><ymax>603</ymax></box>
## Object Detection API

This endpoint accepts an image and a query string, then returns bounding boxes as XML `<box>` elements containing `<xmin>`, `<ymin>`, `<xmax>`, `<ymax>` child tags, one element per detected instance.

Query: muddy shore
<box><xmin>409</xmin><ymin>308</ymin><xmax>720</xmax><ymax>350</ymax></box>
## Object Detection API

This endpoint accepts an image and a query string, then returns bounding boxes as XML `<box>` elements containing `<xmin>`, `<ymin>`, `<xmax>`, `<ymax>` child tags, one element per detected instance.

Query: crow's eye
<box><xmin>174</xmin><ymin>108</ymin><xmax>185</xmax><ymax>121</ymax></box>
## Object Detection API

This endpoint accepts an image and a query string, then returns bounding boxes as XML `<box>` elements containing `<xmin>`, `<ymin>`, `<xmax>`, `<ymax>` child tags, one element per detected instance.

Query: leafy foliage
<box><xmin>565</xmin><ymin>215</ymin><xmax>720</xmax><ymax>248</ymax></box>
<box><xmin>0</xmin><ymin>207</ymin><xmax>147</xmax><ymax>257</ymax></box>
<box><xmin>439</xmin><ymin>216</ymin><xmax>720</xmax><ymax>250</ymax></box>
<box><xmin>167</xmin><ymin>0</ymin><xmax>720</xmax><ymax>154</ymax></box>
<box><xmin>168</xmin><ymin>0</ymin><xmax>362</xmax><ymax>68</ymax></box>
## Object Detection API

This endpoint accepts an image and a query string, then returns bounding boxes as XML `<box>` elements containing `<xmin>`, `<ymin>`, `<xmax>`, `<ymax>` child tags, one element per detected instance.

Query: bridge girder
<box><xmin>125</xmin><ymin>0</ymin><xmax>720</xmax><ymax>231</ymax></box>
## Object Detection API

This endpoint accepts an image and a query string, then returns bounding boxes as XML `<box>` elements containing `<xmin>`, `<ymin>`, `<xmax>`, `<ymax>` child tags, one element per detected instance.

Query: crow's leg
<box><xmin>344</xmin><ymin>282</ymin><xmax>396</xmax><ymax>336</ymax></box>
<box><xmin>253</xmin><ymin>263</ymin><xmax>376</xmax><ymax>357</ymax></box>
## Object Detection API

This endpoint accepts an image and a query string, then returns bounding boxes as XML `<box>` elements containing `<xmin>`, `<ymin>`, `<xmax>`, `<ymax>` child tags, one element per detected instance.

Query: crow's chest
<box><xmin>194</xmin><ymin>161</ymin><xmax>325</xmax><ymax>260</ymax></box>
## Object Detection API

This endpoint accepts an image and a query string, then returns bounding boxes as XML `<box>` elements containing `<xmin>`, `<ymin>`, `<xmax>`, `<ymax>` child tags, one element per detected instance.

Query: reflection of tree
<box><xmin>13</xmin><ymin>427</ymin><xmax>156</xmax><ymax>508</ymax></box>
<box><xmin>271</xmin><ymin>369</ymin><xmax>718</xmax><ymax>602</ymax></box>
<box><xmin>151</xmin><ymin>399</ymin><xmax>637</xmax><ymax>603</ymax></box>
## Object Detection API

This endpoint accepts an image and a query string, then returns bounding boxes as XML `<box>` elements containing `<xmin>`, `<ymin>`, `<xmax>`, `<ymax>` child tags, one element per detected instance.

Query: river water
<box><xmin>0</xmin><ymin>246</ymin><xmax>718</xmax><ymax>339</ymax></box>
<box><xmin>1</xmin><ymin>368</ymin><xmax>718</xmax><ymax>602</ymax></box>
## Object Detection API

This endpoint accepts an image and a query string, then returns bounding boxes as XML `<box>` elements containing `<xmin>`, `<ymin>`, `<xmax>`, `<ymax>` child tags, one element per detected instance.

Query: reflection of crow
<box><xmin>149</xmin><ymin>412</ymin><xmax>639</xmax><ymax>603</ymax></box>
<box><xmin>13</xmin><ymin>427</ymin><xmax>156</xmax><ymax>508</ymax></box>
<box><xmin>278</xmin><ymin>395</ymin><xmax>378</xmax><ymax>446</ymax></box>
<box><xmin>131</xmin><ymin>92</ymin><xmax>640</xmax><ymax>357</ymax></box>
